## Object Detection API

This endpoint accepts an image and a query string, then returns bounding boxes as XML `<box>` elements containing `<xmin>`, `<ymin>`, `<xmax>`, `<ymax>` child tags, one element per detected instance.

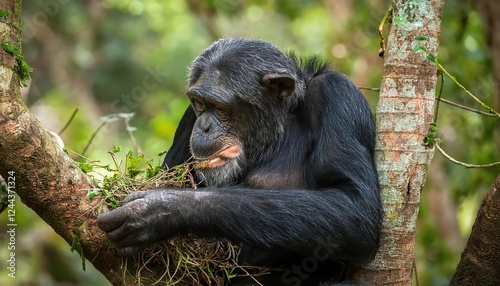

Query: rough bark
<box><xmin>355</xmin><ymin>0</ymin><xmax>444</xmax><ymax>284</ymax></box>
<box><xmin>450</xmin><ymin>175</ymin><xmax>500</xmax><ymax>285</ymax></box>
<box><xmin>0</xmin><ymin>1</ymin><xmax>126</xmax><ymax>284</ymax></box>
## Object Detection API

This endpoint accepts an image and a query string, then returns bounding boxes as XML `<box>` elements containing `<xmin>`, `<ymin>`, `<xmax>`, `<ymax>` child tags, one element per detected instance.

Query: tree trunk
<box><xmin>355</xmin><ymin>0</ymin><xmax>445</xmax><ymax>284</ymax></box>
<box><xmin>0</xmin><ymin>1</ymin><xmax>126</xmax><ymax>284</ymax></box>
<box><xmin>450</xmin><ymin>175</ymin><xmax>500</xmax><ymax>285</ymax></box>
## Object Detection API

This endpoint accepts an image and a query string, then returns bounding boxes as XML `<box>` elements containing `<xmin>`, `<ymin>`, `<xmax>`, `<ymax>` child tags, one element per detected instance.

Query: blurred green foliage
<box><xmin>0</xmin><ymin>0</ymin><xmax>498</xmax><ymax>285</ymax></box>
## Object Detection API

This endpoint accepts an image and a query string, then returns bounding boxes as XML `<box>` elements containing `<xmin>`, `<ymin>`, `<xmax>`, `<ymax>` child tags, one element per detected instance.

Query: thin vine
<box><xmin>414</xmin><ymin>36</ymin><xmax>500</xmax><ymax>168</ymax></box>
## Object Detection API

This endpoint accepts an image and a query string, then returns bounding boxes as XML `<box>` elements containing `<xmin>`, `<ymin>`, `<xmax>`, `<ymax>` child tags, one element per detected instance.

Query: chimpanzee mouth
<box><xmin>195</xmin><ymin>145</ymin><xmax>241</xmax><ymax>169</ymax></box>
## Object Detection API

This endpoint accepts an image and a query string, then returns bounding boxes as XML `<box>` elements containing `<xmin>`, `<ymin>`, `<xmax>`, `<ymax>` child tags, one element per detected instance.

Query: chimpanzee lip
<box><xmin>195</xmin><ymin>145</ymin><xmax>241</xmax><ymax>169</ymax></box>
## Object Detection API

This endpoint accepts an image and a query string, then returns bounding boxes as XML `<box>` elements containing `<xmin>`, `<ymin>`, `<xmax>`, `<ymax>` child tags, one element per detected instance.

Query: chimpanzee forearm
<box><xmin>112</xmin><ymin>186</ymin><xmax>380</xmax><ymax>264</ymax></box>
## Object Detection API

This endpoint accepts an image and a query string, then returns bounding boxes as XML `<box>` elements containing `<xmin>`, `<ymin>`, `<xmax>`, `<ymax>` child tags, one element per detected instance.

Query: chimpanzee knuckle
<box><xmin>119</xmin><ymin>202</ymin><xmax>148</xmax><ymax>222</ymax></box>
<box><xmin>126</xmin><ymin>218</ymin><xmax>146</xmax><ymax>231</ymax></box>
<box><xmin>135</xmin><ymin>232</ymin><xmax>155</xmax><ymax>245</ymax></box>
<box><xmin>117</xmin><ymin>229</ymin><xmax>151</xmax><ymax>245</ymax></box>
<box><xmin>105</xmin><ymin>226</ymin><xmax>128</xmax><ymax>243</ymax></box>
<box><xmin>106</xmin><ymin>220</ymin><xmax>148</xmax><ymax>246</ymax></box>
<box><xmin>145</xmin><ymin>189</ymin><xmax>178</xmax><ymax>204</ymax></box>
<box><xmin>122</xmin><ymin>190</ymin><xmax>148</xmax><ymax>204</ymax></box>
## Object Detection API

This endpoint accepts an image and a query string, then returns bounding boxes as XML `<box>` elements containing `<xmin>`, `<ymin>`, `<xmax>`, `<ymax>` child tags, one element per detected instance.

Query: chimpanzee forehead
<box><xmin>187</xmin><ymin>38</ymin><xmax>302</xmax><ymax>106</ymax></box>
<box><xmin>187</xmin><ymin>65</ymin><xmax>259</xmax><ymax>106</ymax></box>
<box><xmin>191</xmin><ymin>38</ymin><xmax>293</xmax><ymax>75</ymax></box>
<box><xmin>206</xmin><ymin>38</ymin><xmax>282</xmax><ymax>59</ymax></box>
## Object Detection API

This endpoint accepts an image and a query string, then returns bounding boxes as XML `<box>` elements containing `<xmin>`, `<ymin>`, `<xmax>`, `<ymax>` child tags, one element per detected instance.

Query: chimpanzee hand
<box><xmin>97</xmin><ymin>189</ymin><xmax>188</xmax><ymax>256</ymax></box>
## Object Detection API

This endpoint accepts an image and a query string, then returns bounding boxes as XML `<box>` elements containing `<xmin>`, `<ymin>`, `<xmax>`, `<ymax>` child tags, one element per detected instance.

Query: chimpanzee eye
<box><xmin>191</xmin><ymin>97</ymin><xmax>206</xmax><ymax>113</ymax></box>
<box><xmin>216</xmin><ymin>107</ymin><xmax>229</xmax><ymax>120</ymax></box>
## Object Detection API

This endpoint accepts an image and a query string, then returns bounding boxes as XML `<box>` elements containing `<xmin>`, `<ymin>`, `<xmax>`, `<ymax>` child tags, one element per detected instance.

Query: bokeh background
<box><xmin>0</xmin><ymin>0</ymin><xmax>499</xmax><ymax>285</ymax></box>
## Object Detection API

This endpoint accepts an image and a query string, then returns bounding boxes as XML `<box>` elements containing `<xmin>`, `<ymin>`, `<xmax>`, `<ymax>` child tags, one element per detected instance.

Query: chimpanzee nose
<box><xmin>196</xmin><ymin>113</ymin><xmax>214</xmax><ymax>133</ymax></box>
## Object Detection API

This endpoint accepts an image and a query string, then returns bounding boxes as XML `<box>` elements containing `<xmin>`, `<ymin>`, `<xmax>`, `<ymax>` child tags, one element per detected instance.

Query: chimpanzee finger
<box><xmin>97</xmin><ymin>207</ymin><xmax>129</xmax><ymax>232</ymax></box>
<box><xmin>112</xmin><ymin>232</ymin><xmax>154</xmax><ymax>256</ymax></box>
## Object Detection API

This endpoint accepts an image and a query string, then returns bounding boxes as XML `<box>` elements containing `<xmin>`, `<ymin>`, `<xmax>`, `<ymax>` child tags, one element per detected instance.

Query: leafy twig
<box><xmin>435</xmin><ymin>143</ymin><xmax>500</xmax><ymax>168</ymax></box>
<box><xmin>433</xmin><ymin>72</ymin><xmax>444</xmax><ymax>123</ymax></box>
<box><xmin>413</xmin><ymin>39</ymin><xmax>500</xmax><ymax>118</ymax></box>
<box><xmin>378</xmin><ymin>5</ymin><xmax>393</xmax><ymax>58</ymax></box>
<box><xmin>436</xmin><ymin>62</ymin><xmax>500</xmax><ymax>117</ymax></box>
<box><xmin>437</xmin><ymin>98</ymin><xmax>498</xmax><ymax>117</ymax></box>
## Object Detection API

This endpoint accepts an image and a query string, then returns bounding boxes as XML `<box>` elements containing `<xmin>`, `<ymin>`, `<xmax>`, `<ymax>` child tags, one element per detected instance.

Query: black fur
<box><xmin>98</xmin><ymin>38</ymin><xmax>382</xmax><ymax>285</ymax></box>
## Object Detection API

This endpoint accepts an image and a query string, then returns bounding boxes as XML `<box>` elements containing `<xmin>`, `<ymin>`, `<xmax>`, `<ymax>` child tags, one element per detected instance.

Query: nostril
<box><xmin>196</xmin><ymin>113</ymin><xmax>213</xmax><ymax>133</ymax></box>
<box><xmin>200</xmin><ymin>119</ymin><xmax>211</xmax><ymax>133</ymax></box>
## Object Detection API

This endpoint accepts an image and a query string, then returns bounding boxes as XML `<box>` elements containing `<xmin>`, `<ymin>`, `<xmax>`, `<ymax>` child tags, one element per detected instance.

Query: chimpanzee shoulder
<box><xmin>287</xmin><ymin>52</ymin><xmax>332</xmax><ymax>77</ymax></box>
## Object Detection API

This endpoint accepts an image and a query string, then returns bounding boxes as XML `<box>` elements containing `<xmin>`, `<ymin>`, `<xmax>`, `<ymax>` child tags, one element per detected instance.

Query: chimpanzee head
<box><xmin>185</xmin><ymin>38</ymin><xmax>306</xmax><ymax>186</ymax></box>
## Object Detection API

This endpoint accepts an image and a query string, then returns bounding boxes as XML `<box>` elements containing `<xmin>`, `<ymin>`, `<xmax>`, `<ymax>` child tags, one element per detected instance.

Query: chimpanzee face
<box><xmin>186</xmin><ymin>70</ymin><xmax>248</xmax><ymax>187</ymax></box>
<box><xmin>188</xmin><ymin>91</ymin><xmax>240</xmax><ymax>167</ymax></box>
<box><xmin>185</xmin><ymin>39</ymin><xmax>302</xmax><ymax>187</ymax></box>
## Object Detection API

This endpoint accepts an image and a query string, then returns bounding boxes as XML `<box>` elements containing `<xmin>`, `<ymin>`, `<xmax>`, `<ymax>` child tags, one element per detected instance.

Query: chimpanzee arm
<box><xmin>97</xmin><ymin>186</ymin><xmax>377</xmax><ymax>264</ymax></box>
<box><xmin>161</xmin><ymin>106</ymin><xmax>196</xmax><ymax>169</ymax></box>
<box><xmin>97</xmin><ymin>71</ymin><xmax>381</xmax><ymax>264</ymax></box>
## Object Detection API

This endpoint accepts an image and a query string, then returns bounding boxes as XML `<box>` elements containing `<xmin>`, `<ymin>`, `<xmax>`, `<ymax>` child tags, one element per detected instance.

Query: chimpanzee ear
<box><xmin>262</xmin><ymin>74</ymin><xmax>296</xmax><ymax>99</ymax></box>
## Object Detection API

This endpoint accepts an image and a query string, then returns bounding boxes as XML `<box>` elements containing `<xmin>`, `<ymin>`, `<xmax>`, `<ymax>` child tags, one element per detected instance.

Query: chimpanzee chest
<box><xmin>242</xmin><ymin>123</ymin><xmax>311</xmax><ymax>190</ymax></box>
<box><xmin>243</xmin><ymin>163</ymin><xmax>306</xmax><ymax>189</ymax></box>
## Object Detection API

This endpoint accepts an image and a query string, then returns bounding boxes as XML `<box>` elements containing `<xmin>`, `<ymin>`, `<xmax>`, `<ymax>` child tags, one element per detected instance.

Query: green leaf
<box><xmin>0</xmin><ymin>10</ymin><xmax>9</xmax><ymax>18</ymax></box>
<box><xmin>2</xmin><ymin>42</ymin><xmax>18</xmax><ymax>55</ymax></box>
<box><xmin>426</xmin><ymin>53</ymin><xmax>436</xmax><ymax>63</ymax></box>
<box><xmin>414</xmin><ymin>36</ymin><xmax>427</xmax><ymax>41</ymax></box>
<box><xmin>429</xmin><ymin>122</ymin><xmax>438</xmax><ymax>133</ymax></box>
<box><xmin>146</xmin><ymin>165</ymin><xmax>162</xmax><ymax>179</ymax></box>
<box><xmin>70</xmin><ymin>234</ymin><xmax>86</xmax><ymax>271</ymax></box>
<box><xmin>86</xmin><ymin>189</ymin><xmax>102</xmax><ymax>199</ymax></box>
<box><xmin>79</xmin><ymin>162</ymin><xmax>93</xmax><ymax>173</ymax></box>
<box><xmin>126</xmin><ymin>151</ymin><xmax>146</xmax><ymax>178</ymax></box>
<box><xmin>412</xmin><ymin>44</ymin><xmax>425</xmax><ymax>52</ymax></box>
<box><xmin>394</xmin><ymin>15</ymin><xmax>409</xmax><ymax>27</ymax></box>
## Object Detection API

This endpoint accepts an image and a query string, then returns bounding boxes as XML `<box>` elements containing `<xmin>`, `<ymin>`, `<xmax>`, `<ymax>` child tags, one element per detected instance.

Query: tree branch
<box><xmin>0</xmin><ymin>1</ymin><xmax>126</xmax><ymax>284</ymax></box>
<box><xmin>450</xmin><ymin>175</ymin><xmax>500</xmax><ymax>285</ymax></box>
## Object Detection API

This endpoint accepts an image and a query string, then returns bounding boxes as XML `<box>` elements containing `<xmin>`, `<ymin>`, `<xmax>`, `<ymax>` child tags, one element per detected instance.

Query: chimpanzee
<box><xmin>97</xmin><ymin>38</ymin><xmax>382</xmax><ymax>285</ymax></box>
